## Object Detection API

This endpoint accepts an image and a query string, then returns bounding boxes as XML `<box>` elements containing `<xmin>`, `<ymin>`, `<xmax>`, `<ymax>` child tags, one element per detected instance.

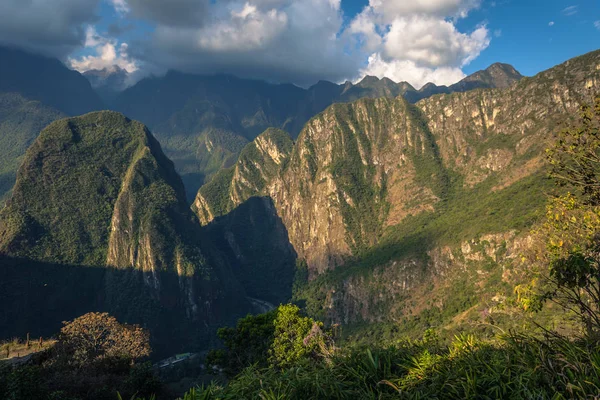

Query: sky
<box><xmin>0</xmin><ymin>0</ymin><xmax>598</xmax><ymax>89</ymax></box>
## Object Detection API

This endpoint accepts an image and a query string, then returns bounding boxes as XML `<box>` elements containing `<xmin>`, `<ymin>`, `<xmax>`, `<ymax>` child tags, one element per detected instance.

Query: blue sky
<box><xmin>1</xmin><ymin>0</ymin><xmax>599</xmax><ymax>88</ymax></box>
<box><xmin>338</xmin><ymin>0</ymin><xmax>600</xmax><ymax>77</ymax></box>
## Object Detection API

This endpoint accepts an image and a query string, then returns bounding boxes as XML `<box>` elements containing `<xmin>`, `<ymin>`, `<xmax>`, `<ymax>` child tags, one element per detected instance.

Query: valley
<box><xmin>0</xmin><ymin>40</ymin><xmax>599</xmax><ymax>399</ymax></box>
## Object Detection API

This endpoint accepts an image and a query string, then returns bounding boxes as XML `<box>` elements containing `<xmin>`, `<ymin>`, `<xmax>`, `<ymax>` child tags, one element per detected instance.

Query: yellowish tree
<box><xmin>56</xmin><ymin>312</ymin><xmax>150</xmax><ymax>366</ymax></box>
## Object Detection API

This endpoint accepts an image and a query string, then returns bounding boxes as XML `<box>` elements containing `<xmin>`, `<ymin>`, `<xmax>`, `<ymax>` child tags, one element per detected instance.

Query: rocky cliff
<box><xmin>195</xmin><ymin>49</ymin><xmax>600</xmax><ymax>276</ymax></box>
<box><xmin>191</xmin><ymin>50</ymin><xmax>600</xmax><ymax>331</ymax></box>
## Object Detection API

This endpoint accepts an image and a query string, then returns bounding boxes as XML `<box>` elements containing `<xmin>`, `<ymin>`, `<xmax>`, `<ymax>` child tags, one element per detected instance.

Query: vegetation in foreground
<box><xmin>0</xmin><ymin>313</ymin><xmax>160</xmax><ymax>400</ymax></box>
<box><xmin>190</xmin><ymin>329</ymin><xmax>600</xmax><ymax>399</ymax></box>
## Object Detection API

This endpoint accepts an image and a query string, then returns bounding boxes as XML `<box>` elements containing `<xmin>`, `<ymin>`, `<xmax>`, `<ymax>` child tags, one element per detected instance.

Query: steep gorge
<box><xmin>193</xmin><ymin>49</ymin><xmax>600</xmax><ymax>331</ymax></box>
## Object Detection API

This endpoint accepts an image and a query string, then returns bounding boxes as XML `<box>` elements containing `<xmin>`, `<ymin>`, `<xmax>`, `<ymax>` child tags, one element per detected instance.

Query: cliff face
<box><xmin>193</xmin><ymin>128</ymin><xmax>294</xmax><ymax>224</ymax></box>
<box><xmin>195</xmin><ymin>98</ymin><xmax>445</xmax><ymax>274</ymax></box>
<box><xmin>270</xmin><ymin>99</ymin><xmax>445</xmax><ymax>274</ymax></box>
<box><xmin>0</xmin><ymin>111</ymin><xmax>249</xmax><ymax>352</ymax></box>
<box><xmin>418</xmin><ymin>50</ymin><xmax>600</xmax><ymax>188</ymax></box>
<box><xmin>192</xmin><ymin>49</ymin><xmax>600</xmax><ymax>298</ymax></box>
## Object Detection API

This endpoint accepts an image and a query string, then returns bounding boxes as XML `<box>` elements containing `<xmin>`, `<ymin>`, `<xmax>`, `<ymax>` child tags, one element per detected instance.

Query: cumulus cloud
<box><xmin>0</xmin><ymin>0</ymin><xmax>493</xmax><ymax>88</ymax></box>
<box><xmin>69</xmin><ymin>26</ymin><xmax>138</xmax><ymax>73</ymax></box>
<box><xmin>369</xmin><ymin>0</ymin><xmax>480</xmax><ymax>21</ymax></box>
<box><xmin>349</xmin><ymin>0</ymin><xmax>490</xmax><ymax>88</ymax></box>
<box><xmin>0</xmin><ymin>0</ymin><xmax>100</xmax><ymax>58</ymax></box>
<box><xmin>359</xmin><ymin>54</ymin><xmax>467</xmax><ymax>87</ymax></box>
<box><xmin>126</xmin><ymin>0</ymin><xmax>358</xmax><ymax>86</ymax></box>
<box><xmin>549</xmin><ymin>21</ymin><xmax>555</xmax><ymax>26</ymax></box>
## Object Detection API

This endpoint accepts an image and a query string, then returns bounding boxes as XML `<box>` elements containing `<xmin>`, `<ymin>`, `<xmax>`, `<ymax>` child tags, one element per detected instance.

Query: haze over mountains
<box><xmin>0</xmin><ymin>42</ymin><xmax>599</xmax><ymax>357</ymax></box>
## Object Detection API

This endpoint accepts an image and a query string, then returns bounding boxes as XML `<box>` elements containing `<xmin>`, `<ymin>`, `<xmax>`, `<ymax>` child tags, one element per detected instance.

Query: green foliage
<box><xmin>186</xmin><ymin>331</ymin><xmax>600</xmax><ymax>399</ymax></box>
<box><xmin>0</xmin><ymin>93</ymin><xmax>63</xmax><ymax>202</ymax></box>
<box><xmin>0</xmin><ymin>111</ymin><xmax>154</xmax><ymax>266</ymax></box>
<box><xmin>531</xmin><ymin>95</ymin><xmax>600</xmax><ymax>336</ymax></box>
<box><xmin>207</xmin><ymin>309</ymin><xmax>277</xmax><ymax>375</ymax></box>
<box><xmin>269</xmin><ymin>304</ymin><xmax>322</xmax><ymax>369</ymax></box>
<box><xmin>292</xmin><ymin>259</ymin><xmax>309</xmax><ymax>296</ymax></box>
<box><xmin>207</xmin><ymin>304</ymin><xmax>333</xmax><ymax>375</ymax></box>
<box><xmin>195</xmin><ymin>168</ymin><xmax>235</xmax><ymax>219</ymax></box>
<box><xmin>547</xmin><ymin>96</ymin><xmax>600</xmax><ymax>205</ymax></box>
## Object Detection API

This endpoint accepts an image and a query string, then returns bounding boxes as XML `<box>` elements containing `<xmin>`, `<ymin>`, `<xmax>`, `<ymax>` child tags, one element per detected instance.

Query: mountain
<box><xmin>114</xmin><ymin>65</ymin><xmax>518</xmax><ymax>201</ymax></box>
<box><xmin>0</xmin><ymin>94</ymin><xmax>64</xmax><ymax>202</ymax></box>
<box><xmin>0</xmin><ymin>111</ymin><xmax>249</xmax><ymax>354</ymax></box>
<box><xmin>0</xmin><ymin>46</ymin><xmax>522</xmax><ymax>205</ymax></box>
<box><xmin>192</xmin><ymin>49</ymin><xmax>600</xmax><ymax>334</ymax></box>
<box><xmin>83</xmin><ymin>65</ymin><xmax>130</xmax><ymax>103</ymax></box>
<box><xmin>192</xmin><ymin>128</ymin><xmax>297</xmax><ymax>304</ymax></box>
<box><xmin>0</xmin><ymin>46</ymin><xmax>104</xmax><ymax>202</ymax></box>
<box><xmin>0</xmin><ymin>46</ymin><xmax>104</xmax><ymax>116</ymax></box>
<box><xmin>403</xmin><ymin>62</ymin><xmax>524</xmax><ymax>102</ymax></box>
<box><xmin>113</xmin><ymin>72</ymin><xmax>307</xmax><ymax>199</ymax></box>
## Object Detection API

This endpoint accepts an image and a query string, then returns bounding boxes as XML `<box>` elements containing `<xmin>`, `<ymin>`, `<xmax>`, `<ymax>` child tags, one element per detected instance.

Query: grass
<box><xmin>180</xmin><ymin>331</ymin><xmax>600</xmax><ymax>399</ymax></box>
<box><xmin>0</xmin><ymin>336</ymin><xmax>55</xmax><ymax>360</ymax></box>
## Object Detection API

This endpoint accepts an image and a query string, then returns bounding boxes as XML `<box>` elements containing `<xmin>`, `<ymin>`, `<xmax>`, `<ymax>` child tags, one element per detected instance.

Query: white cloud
<box><xmin>358</xmin><ymin>54</ymin><xmax>467</xmax><ymax>87</ymax></box>
<box><xmin>562</xmin><ymin>5</ymin><xmax>578</xmax><ymax>16</ymax></box>
<box><xmin>110</xmin><ymin>0</ymin><xmax>130</xmax><ymax>15</ymax></box>
<box><xmin>133</xmin><ymin>0</ymin><xmax>358</xmax><ymax>86</ymax></box>
<box><xmin>347</xmin><ymin>0</ymin><xmax>490</xmax><ymax>88</ymax></box>
<box><xmin>0</xmin><ymin>0</ymin><xmax>494</xmax><ymax>88</ymax></box>
<box><xmin>548</xmin><ymin>21</ymin><xmax>554</xmax><ymax>26</ymax></box>
<box><xmin>595</xmin><ymin>20</ymin><xmax>600</xmax><ymax>30</ymax></box>
<box><xmin>69</xmin><ymin>26</ymin><xmax>139</xmax><ymax>73</ymax></box>
<box><xmin>194</xmin><ymin>5</ymin><xmax>289</xmax><ymax>51</ymax></box>
<box><xmin>382</xmin><ymin>17</ymin><xmax>489</xmax><ymax>68</ymax></box>
<box><xmin>369</xmin><ymin>0</ymin><xmax>480</xmax><ymax>21</ymax></box>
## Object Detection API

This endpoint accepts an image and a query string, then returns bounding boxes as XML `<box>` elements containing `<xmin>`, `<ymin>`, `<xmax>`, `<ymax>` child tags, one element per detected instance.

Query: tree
<box><xmin>269</xmin><ymin>304</ymin><xmax>333</xmax><ymax>368</ymax></box>
<box><xmin>547</xmin><ymin>96</ymin><xmax>600</xmax><ymax>205</ymax></box>
<box><xmin>207</xmin><ymin>309</ymin><xmax>277</xmax><ymax>375</ymax></box>
<box><xmin>207</xmin><ymin>304</ymin><xmax>334</xmax><ymax>374</ymax></box>
<box><xmin>55</xmin><ymin>312</ymin><xmax>151</xmax><ymax>367</ymax></box>
<box><xmin>536</xmin><ymin>95</ymin><xmax>600</xmax><ymax>336</ymax></box>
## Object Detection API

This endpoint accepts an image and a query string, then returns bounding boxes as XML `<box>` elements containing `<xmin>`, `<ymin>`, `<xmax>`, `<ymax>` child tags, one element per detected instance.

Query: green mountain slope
<box><xmin>0</xmin><ymin>111</ymin><xmax>249</xmax><ymax>354</ymax></box>
<box><xmin>0</xmin><ymin>93</ymin><xmax>64</xmax><ymax>202</ymax></box>
<box><xmin>192</xmin><ymin>49</ymin><xmax>600</xmax><ymax>336</ymax></box>
<box><xmin>0</xmin><ymin>46</ymin><xmax>105</xmax><ymax>201</ymax></box>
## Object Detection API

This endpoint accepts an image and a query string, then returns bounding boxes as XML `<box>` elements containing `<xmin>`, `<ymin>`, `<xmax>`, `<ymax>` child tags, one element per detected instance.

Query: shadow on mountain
<box><xmin>202</xmin><ymin>196</ymin><xmax>297</xmax><ymax>306</ymax></box>
<box><xmin>0</xmin><ymin>255</ymin><xmax>249</xmax><ymax>359</ymax></box>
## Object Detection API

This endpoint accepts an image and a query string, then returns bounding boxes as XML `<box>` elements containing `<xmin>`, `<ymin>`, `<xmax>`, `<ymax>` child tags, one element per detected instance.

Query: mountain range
<box><xmin>112</xmin><ymin>62</ymin><xmax>523</xmax><ymax>200</ymax></box>
<box><xmin>0</xmin><ymin>44</ymin><xmax>598</xmax><ymax>355</ymax></box>
<box><xmin>193</xmin><ymin>49</ymin><xmax>599</xmax><ymax>332</ymax></box>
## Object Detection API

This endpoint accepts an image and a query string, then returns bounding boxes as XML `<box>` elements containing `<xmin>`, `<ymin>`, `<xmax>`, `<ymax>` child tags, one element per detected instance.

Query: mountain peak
<box><xmin>458</xmin><ymin>62</ymin><xmax>523</xmax><ymax>89</ymax></box>
<box><xmin>358</xmin><ymin>75</ymin><xmax>381</xmax><ymax>86</ymax></box>
<box><xmin>420</xmin><ymin>82</ymin><xmax>438</xmax><ymax>91</ymax></box>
